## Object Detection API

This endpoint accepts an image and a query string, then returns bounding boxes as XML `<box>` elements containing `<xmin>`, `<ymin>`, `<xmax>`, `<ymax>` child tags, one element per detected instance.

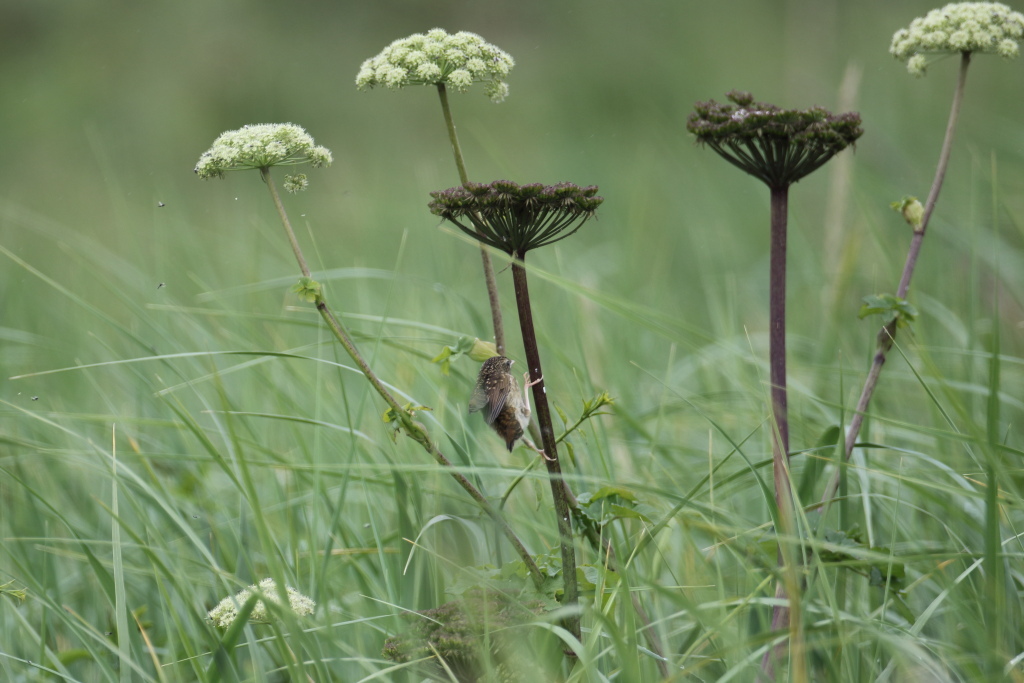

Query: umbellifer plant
<box><xmin>429</xmin><ymin>179</ymin><xmax>603</xmax><ymax>645</ymax></box>
<box><xmin>357</xmin><ymin>29</ymin><xmax>516</xmax><ymax>355</ymax></box>
<box><xmin>822</xmin><ymin>1</ymin><xmax>1024</xmax><ymax>505</ymax></box>
<box><xmin>687</xmin><ymin>91</ymin><xmax>862</xmax><ymax>677</ymax></box>
<box><xmin>194</xmin><ymin>123</ymin><xmax>545</xmax><ymax>589</ymax></box>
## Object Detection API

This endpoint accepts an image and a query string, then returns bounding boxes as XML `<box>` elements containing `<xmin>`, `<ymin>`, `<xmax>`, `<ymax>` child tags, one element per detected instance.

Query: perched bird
<box><xmin>470</xmin><ymin>356</ymin><xmax>545</xmax><ymax>456</ymax></box>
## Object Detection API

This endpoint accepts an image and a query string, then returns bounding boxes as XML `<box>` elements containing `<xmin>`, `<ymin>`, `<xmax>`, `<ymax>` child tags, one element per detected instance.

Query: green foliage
<box><xmin>0</xmin><ymin>581</ymin><xmax>26</xmax><ymax>602</ymax></box>
<box><xmin>431</xmin><ymin>335</ymin><xmax>497</xmax><ymax>375</ymax></box>
<box><xmin>2</xmin><ymin>2</ymin><xmax>1024</xmax><ymax>681</ymax></box>
<box><xmin>382</xmin><ymin>402</ymin><xmax>432</xmax><ymax>442</ymax></box>
<box><xmin>858</xmin><ymin>293</ymin><xmax>919</xmax><ymax>327</ymax></box>
<box><xmin>290</xmin><ymin>276</ymin><xmax>323</xmax><ymax>303</ymax></box>
<box><xmin>576</xmin><ymin>486</ymin><xmax>654</xmax><ymax>527</ymax></box>
<box><xmin>890</xmin><ymin>195</ymin><xmax>924</xmax><ymax>231</ymax></box>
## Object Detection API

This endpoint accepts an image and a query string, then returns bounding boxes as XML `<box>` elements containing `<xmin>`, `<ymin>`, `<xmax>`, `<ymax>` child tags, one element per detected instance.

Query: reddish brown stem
<box><xmin>259</xmin><ymin>168</ymin><xmax>543</xmax><ymax>588</ymax></box>
<box><xmin>511</xmin><ymin>258</ymin><xmax>580</xmax><ymax>644</ymax></box>
<box><xmin>762</xmin><ymin>185</ymin><xmax>804</xmax><ymax>679</ymax></box>
<box><xmin>769</xmin><ymin>185</ymin><xmax>791</xmax><ymax>497</ymax></box>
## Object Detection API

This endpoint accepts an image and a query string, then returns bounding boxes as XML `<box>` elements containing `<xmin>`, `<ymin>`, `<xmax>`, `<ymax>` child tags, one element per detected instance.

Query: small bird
<box><xmin>470</xmin><ymin>356</ymin><xmax>546</xmax><ymax>456</ymax></box>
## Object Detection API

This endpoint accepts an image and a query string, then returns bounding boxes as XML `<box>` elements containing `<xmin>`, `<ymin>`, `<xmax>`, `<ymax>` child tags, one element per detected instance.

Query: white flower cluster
<box><xmin>283</xmin><ymin>173</ymin><xmax>309</xmax><ymax>194</ymax></box>
<box><xmin>891</xmin><ymin>2</ymin><xmax>1024</xmax><ymax>76</ymax></box>
<box><xmin>194</xmin><ymin>124</ymin><xmax>332</xmax><ymax>182</ymax></box>
<box><xmin>207</xmin><ymin>578</ymin><xmax>315</xmax><ymax>628</ymax></box>
<box><xmin>356</xmin><ymin>29</ymin><xmax>514</xmax><ymax>103</ymax></box>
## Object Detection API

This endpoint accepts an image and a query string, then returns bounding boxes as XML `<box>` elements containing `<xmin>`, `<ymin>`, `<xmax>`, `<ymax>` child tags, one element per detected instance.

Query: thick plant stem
<box><xmin>436</xmin><ymin>83</ymin><xmax>506</xmax><ymax>355</ymax></box>
<box><xmin>511</xmin><ymin>258</ymin><xmax>581</xmax><ymax>644</ymax></box>
<box><xmin>259</xmin><ymin>167</ymin><xmax>543</xmax><ymax>588</ymax></box>
<box><xmin>761</xmin><ymin>185</ymin><xmax>805</xmax><ymax>680</ymax></box>
<box><xmin>820</xmin><ymin>51</ymin><xmax>971</xmax><ymax>507</ymax></box>
<box><xmin>768</xmin><ymin>185</ymin><xmax>791</xmax><ymax>505</ymax></box>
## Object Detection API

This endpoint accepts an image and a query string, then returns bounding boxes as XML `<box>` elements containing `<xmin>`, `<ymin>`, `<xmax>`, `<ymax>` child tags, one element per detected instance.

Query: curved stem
<box><xmin>259</xmin><ymin>168</ymin><xmax>543</xmax><ymax>588</ymax></box>
<box><xmin>436</xmin><ymin>83</ymin><xmax>506</xmax><ymax>355</ymax></box>
<box><xmin>261</xmin><ymin>167</ymin><xmax>311</xmax><ymax>278</ymax></box>
<box><xmin>820</xmin><ymin>51</ymin><xmax>972</xmax><ymax>507</ymax></box>
<box><xmin>510</xmin><ymin>257</ymin><xmax>580</xmax><ymax>644</ymax></box>
<box><xmin>437</xmin><ymin>83</ymin><xmax>471</xmax><ymax>185</ymax></box>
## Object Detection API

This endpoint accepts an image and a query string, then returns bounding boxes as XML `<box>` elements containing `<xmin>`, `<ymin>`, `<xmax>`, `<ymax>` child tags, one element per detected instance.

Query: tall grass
<box><xmin>2</xmin><ymin>2</ymin><xmax>1024</xmax><ymax>680</ymax></box>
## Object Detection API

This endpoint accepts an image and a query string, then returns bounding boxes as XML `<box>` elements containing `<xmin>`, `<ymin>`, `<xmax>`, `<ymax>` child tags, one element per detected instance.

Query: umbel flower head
<box><xmin>428</xmin><ymin>180</ymin><xmax>603</xmax><ymax>257</ymax></box>
<box><xmin>207</xmin><ymin>578</ymin><xmax>315</xmax><ymax>628</ymax></box>
<box><xmin>687</xmin><ymin>91</ymin><xmax>863</xmax><ymax>189</ymax></box>
<box><xmin>194</xmin><ymin>123</ymin><xmax>332</xmax><ymax>190</ymax></box>
<box><xmin>356</xmin><ymin>28</ymin><xmax>515</xmax><ymax>103</ymax></box>
<box><xmin>891</xmin><ymin>2</ymin><xmax>1024</xmax><ymax>76</ymax></box>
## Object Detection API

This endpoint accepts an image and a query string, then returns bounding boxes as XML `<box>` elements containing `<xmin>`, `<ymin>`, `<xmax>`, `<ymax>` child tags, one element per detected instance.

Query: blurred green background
<box><xmin>3</xmin><ymin>0</ymin><xmax>1022</xmax><ymax>467</ymax></box>
<box><xmin>2</xmin><ymin>0</ymin><xmax>1023</xmax><ymax>680</ymax></box>
<box><xmin>3</xmin><ymin>0</ymin><xmax>1022</xmax><ymax>366</ymax></box>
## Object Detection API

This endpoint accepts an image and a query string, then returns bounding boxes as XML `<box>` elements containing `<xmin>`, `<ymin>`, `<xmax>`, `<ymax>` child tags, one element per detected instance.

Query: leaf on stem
<box><xmin>431</xmin><ymin>336</ymin><xmax>497</xmax><ymax>375</ymax></box>
<box><xmin>382</xmin><ymin>403</ymin><xmax>432</xmax><ymax>442</ymax></box>
<box><xmin>290</xmin><ymin>276</ymin><xmax>323</xmax><ymax>303</ymax></box>
<box><xmin>859</xmin><ymin>293</ymin><xmax>918</xmax><ymax>327</ymax></box>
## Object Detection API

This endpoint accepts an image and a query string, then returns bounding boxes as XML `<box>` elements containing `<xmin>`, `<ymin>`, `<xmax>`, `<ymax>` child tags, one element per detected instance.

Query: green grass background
<box><xmin>2</xmin><ymin>0</ymin><xmax>1023</xmax><ymax>680</ymax></box>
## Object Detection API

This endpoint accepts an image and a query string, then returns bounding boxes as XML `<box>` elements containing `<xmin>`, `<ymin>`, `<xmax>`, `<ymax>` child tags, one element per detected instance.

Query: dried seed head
<box><xmin>687</xmin><ymin>92</ymin><xmax>862</xmax><ymax>189</ymax></box>
<box><xmin>429</xmin><ymin>180</ymin><xmax>603</xmax><ymax>256</ymax></box>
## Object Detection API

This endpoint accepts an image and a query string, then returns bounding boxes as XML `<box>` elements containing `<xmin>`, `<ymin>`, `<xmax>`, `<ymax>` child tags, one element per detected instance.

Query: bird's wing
<box><xmin>469</xmin><ymin>374</ymin><xmax>511</xmax><ymax>425</ymax></box>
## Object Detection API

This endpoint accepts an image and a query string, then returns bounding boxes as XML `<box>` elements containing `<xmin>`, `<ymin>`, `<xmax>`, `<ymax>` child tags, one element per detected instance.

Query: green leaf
<box><xmin>588</xmin><ymin>485</ymin><xmax>638</xmax><ymax>503</ymax></box>
<box><xmin>430</xmin><ymin>345</ymin><xmax>454</xmax><ymax>375</ymax></box>
<box><xmin>575</xmin><ymin>486</ymin><xmax>644</xmax><ymax>526</ymax></box>
<box><xmin>290</xmin><ymin>276</ymin><xmax>322</xmax><ymax>303</ymax></box>
<box><xmin>858</xmin><ymin>293</ymin><xmax>918</xmax><ymax>327</ymax></box>
<box><xmin>431</xmin><ymin>336</ymin><xmax>492</xmax><ymax>375</ymax></box>
<box><xmin>609</xmin><ymin>504</ymin><xmax>651</xmax><ymax>522</ymax></box>
<box><xmin>554</xmin><ymin>404</ymin><xmax>568</xmax><ymax>427</ymax></box>
<box><xmin>576</xmin><ymin>564</ymin><xmax>620</xmax><ymax>607</ymax></box>
<box><xmin>890</xmin><ymin>195</ymin><xmax>924</xmax><ymax>231</ymax></box>
<box><xmin>382</xmin><ymin>403</ymin><xmax>431</xmax><ymax>442</ymax></box>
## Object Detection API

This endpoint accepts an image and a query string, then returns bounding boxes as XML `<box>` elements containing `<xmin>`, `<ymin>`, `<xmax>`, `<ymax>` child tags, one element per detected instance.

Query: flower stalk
<box><xmin>430</xmin><ymin>180</ymin><xmax>604</xmax><ymax>646</ymax></box>
<box><xmin>510</xmin><ymin>257</ymin><xmax>579</xmax><ymax>637</ymax></box>
<box><xmin>822</xmin><ymin>2</ymin><xmax>1024</xmax><ymax>506</ymax></box>
<box><xmin>195</xmin><ymin>125</ymin><xmax>544</xmax><ymax>589</ymax></box>
<box><xmin>688</xmin><ymin>92</ymin><xmax>862</xmax><ymax>678</ymax></box>
<box><xmin>357</xmin><ymin>29</ymin><xmax>515</xmax><ymax>354</ymax></box>
<box><xmin>436</xmin><ymin>82</ymin><xmax>506</xmax><ymax>354</ymax></box>
<box><xmin>822</xmin><ymin>24</ymin><xmax>995</xmax><ymax>505</ymax></box>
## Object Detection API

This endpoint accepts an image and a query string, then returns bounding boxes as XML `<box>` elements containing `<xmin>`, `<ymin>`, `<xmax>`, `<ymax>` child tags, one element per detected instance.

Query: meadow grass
<box><xmin>2</xmin><ymin>2</ymin><xmax>1024</xmax><ymax>681</ymax></box>
<box><xmin>3</xmin><ymin>165</ymin><xmax>1022</xmax><ymax>680</ymax></box>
